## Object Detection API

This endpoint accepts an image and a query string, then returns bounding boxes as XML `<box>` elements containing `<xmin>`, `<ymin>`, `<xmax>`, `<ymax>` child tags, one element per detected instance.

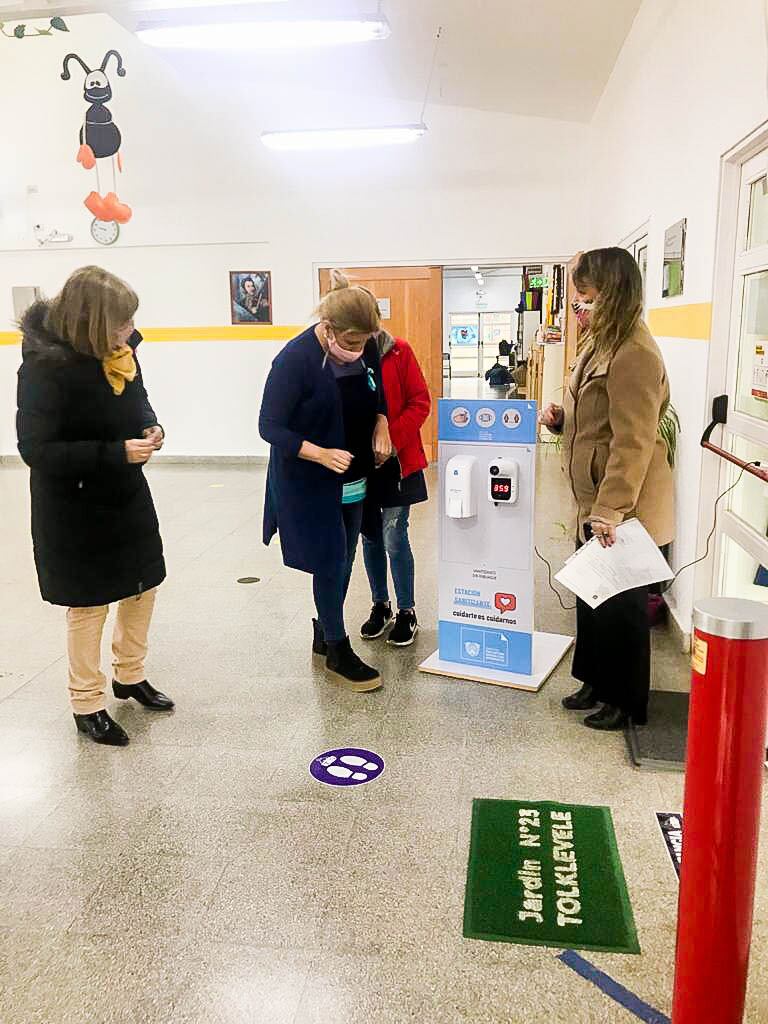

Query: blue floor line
<box><xmin>558</xmin><ymin>950</ymin><xmax>671</xmax><ymax>1024</ymax></box>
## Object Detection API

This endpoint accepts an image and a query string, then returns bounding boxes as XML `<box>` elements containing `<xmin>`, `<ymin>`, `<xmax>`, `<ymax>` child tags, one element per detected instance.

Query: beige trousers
<box><xmin>66</xmin><ymin>589</ymin><xmax>157</xmax><ymax>715</ymax></box>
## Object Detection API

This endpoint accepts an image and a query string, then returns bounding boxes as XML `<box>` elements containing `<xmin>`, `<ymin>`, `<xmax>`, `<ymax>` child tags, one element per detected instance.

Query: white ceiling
<box><xmin>370</xmin><ymin>0</ymin><xmax>644</xmax><ymax>121</ymax></box>
<box><xmin>2</xmin><ymin>0</ymin><xmax>643</xmax><ymax>122</ymax></box>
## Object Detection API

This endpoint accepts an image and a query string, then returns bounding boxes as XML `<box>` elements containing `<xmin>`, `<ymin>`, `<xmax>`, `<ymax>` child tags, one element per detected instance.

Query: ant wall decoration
<box><xmin>61</xmin><ymin>50</ymin><xmax>131</xmax><ymax>246</ymax></box>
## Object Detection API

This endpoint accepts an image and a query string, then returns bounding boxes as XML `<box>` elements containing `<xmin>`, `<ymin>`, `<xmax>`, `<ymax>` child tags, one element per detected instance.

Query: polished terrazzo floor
<box><xmin>0</xmin><ymin>451</ymin><xmax>766</xmax><ymax>1023</ymax></box>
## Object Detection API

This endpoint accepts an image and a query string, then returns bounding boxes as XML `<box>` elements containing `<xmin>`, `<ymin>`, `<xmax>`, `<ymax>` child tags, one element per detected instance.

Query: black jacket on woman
<box><xmin>16</xmin><ymin>302</ymin><xmax>166</xmax><ymax>608</ymax></box>
<box><xmin>259</xmin><ymin>326</ymin><xmax>386</xmax><ymax>576</ymax></box>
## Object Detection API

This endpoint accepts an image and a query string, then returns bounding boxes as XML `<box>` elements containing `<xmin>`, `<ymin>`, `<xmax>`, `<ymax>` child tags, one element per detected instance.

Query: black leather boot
<box><xmin>312</xmin><ymin>619</ymin><xmax>327</xmax><ymax>656</ymax></box>
<box><xmin>584</xmin><ymin>705</ymin><xmax>629</xmax><ymax>731</ymax></box>
<box><xmin>112</xmin><ymin>680</ymin><xmax>174</xmax><ymax>710</ymax></box>
<box><xmin>326</xmin><ymin>637</ymin><xmax>382</xmax><ymax>692</ymax></box>
<box><xmin>562</xmin><ymin>683</ymin><xmax>598</xmax><ymax>710</ymax></box>
<box><xmin>74</xmin><ymin>710</ymin><xmax>129</xmax><ymax>746</ymax></box>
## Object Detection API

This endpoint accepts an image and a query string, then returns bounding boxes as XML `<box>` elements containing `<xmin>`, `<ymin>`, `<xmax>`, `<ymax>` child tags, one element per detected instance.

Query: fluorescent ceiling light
<box><xmin>470</xmin><ymin>265</ymin><xmax>479</xmax><ymax>272</ymax></box>
<box><xmin>132</xmin><ymin>0</ymin><xmax>287</xmax><ymax>8</ymax></box>
<box><xmin>261</xmin><ymin>124</ymin><xmax>427</xmax><ymax>152</ymax></box>
<box><xmin>138</xmin><ymin>15</ymin><xmax>390</xmax><ymax>50</ymax></box>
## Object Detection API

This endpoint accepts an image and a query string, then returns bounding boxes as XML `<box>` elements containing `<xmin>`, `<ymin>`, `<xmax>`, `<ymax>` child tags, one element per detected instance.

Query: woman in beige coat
<box><xmin>541</xmin><ymin>248</ymin><xmax>674</xmax><ymax>731</ymax></box>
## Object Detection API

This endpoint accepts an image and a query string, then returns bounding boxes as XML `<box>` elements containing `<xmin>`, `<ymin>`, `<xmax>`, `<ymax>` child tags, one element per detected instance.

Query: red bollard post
<box><xmin>672</xmin><ymin>598</ymin><xmax>768</xmax><ymax>1024</ymax></box>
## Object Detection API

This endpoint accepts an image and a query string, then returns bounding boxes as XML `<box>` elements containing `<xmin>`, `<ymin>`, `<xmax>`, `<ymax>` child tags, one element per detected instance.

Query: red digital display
<box><xmin>491</xmin><ymin>477</ymin><xmax>512</xmax><ymax>499</ymax></box>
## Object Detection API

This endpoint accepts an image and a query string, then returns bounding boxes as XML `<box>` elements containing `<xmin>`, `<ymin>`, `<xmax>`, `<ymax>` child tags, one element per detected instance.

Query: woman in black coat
<box><xmin>16</xmin><ymin>266</ymin><xmax>174</xmax><ymax>747</ymax></box>
<box><xmin>259</xmin><ymin>271</ymin><xmax>391</xmax><ymax>691</ymax></box>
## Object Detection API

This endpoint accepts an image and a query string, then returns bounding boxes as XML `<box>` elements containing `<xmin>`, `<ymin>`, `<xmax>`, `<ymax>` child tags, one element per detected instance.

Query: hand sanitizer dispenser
<box><xmin>446</xmin><ymin>455</ymin><xmax>476</xmax><ymax>519</ymax></box>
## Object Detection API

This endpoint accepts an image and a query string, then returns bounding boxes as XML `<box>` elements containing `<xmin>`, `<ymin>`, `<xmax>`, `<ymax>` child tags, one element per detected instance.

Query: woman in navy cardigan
<box><xmin>259</xmin><ymin>272</ymin><xmax>391</xmax><ymax>691</ymax></box>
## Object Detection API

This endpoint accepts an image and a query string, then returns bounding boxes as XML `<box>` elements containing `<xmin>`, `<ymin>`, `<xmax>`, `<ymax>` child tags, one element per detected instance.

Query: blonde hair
<box><xmin>573</xmin><ymin>248</ymin><xmax>643</xmax><ymax>360</ymax></box>
<box><xmin>46</xmin><ymin>266</ymin><xmax>139</xmax><ymax>360</ymax></box>
<box><xmin>317</xmin><ymin>269</ymin><xmax>380</xmax><ymax>335</ymax></box>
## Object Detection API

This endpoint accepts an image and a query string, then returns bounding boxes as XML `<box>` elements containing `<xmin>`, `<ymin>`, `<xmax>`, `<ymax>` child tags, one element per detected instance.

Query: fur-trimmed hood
<box><xmin>20</xmin><ymin>301</ymin><xmax>75</xmax><ymax>364</ymax></box>
<box><xmin>20</xmin><ymin>300</ymin><xmax>143</xmax><ymax>363</ymax></box>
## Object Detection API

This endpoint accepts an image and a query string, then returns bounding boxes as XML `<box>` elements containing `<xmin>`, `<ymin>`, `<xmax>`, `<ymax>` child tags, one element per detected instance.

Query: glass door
<box><xmin>448</xmin><ymin>312</ymin><xmax>480</xmax><ymax>377</ymax></box>
<box><xmin>713</xmin><ymin>150</ymin><xmax>768</xmax><ymax>605</ymax></box>
<box><xmin>480</xmin><ymin>312</ymin><xmax>516</xmax><ymax>375</ymax></box>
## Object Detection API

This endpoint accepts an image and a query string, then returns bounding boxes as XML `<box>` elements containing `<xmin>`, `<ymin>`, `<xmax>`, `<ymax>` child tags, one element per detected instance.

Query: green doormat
<box><xmin>464</xmin><ymin>798</ymin><xmax>640</xmax><ymax>954</ymax></box>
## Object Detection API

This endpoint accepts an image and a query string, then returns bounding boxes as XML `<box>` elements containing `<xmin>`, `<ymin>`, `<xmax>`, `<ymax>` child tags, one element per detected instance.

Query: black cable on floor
<box><xmin>535</xmin><ymin>462</ymin><xmax>757</xmax><ymax>612</ymax></box>
<box><xmin>659</xmin><ymin>462</ymin><xmax>757</xmax><ymax>595</ymax></box>
<box><xmin>535</xmin><ymin>546</ymin><xmax>577</xmax><ymax>611</ymax></box>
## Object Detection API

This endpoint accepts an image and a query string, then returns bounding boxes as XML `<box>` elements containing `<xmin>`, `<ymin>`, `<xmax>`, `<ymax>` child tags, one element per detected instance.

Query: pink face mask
<box><xmin>572</xmin><ymin>300</ymin><xmax>594</xmax><ymax>329</ymax></box>
<box><xmin>327</xmin><ymin>333</ymin><xmax>364</xmax><ymax>365</ymax></box>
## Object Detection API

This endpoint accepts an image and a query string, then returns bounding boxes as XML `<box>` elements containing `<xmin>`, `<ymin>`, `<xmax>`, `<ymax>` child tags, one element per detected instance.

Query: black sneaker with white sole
<box><xmin>387</xmin><ymin>609</ymin><xmax>418</xmax><ymax>646</ymax></box>
<box><xmin>360</xmin><ymin>602</ymin><xmax>393</xmax><ymax>640</ymax></box>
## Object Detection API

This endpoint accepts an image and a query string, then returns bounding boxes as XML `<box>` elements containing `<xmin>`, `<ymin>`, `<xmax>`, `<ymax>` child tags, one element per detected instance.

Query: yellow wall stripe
<box><xmin>647</xmin><ymin>303</ymin><xmax>712</xmax><ymax>341</ymax></box>
<box><xmin>0</xmin><ymin>325</ymin><xmax>306</xmax><ymax>346</ymax></box>
<box><xmin>141</xmin><ymin>325</ymin><xmax>305</xmax><ymax>342</ymax></box>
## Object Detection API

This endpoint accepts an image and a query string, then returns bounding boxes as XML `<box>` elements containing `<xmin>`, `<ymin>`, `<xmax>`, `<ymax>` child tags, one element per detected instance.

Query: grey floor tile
<box><xmin>166</xmin><ymin>943</ymin><xmax>309</xmax><ymax>1024</ymax></box>
<box><xmin>0</xmin><ymin>925</ymin><xmax>58</xmax><ymax>990</ymax></box>
<box><xmin>219</xmin><ymin>802</ymin><xmax>358</xmax><ymax>870</ymax></box>
<box><xmin>26</xmin><ymin>784</ymin><xmax>165</xmax><ymax>852</ymax></box>
<box><xmin>200</xmin><ymin>870</ymin><xmax>332</xmax><ymax>950</ymax></box>
<box><xmin>746</xmin><ymin>918</ymin><xmax>768</xmax><ymax>1023</ymax></box>
<box><xmin>332</xmin><ymin>805</ymin><xmax>463</xmax><ymax>896</ymax></box>
<box><xmin>378</xmin><ymin>704</ymin><xmax>467</xmax><ymax>754</ymax></box>
<box><xmin>67</xmin><ymin>852</ymin><xmax>226</xmax><ymax>940</ymax></box>
<box><xmin>294</xmin><ymin>949</ymin><xmax>641</xmax><ymax>1024</ymax></box>
<box><xmin>0</xmin><ymin>847</ymin><xmax>108</xmax><ymax>931</ymax></box>
<box><xmin>0</xmin><ymin>781</ymin><xmax>68</xmax><ymax>846</ymax></box>
<box><xmin>1</xmin><ymin>932</ymin><xmax>189</xmax><ymax>1024</ymax></box>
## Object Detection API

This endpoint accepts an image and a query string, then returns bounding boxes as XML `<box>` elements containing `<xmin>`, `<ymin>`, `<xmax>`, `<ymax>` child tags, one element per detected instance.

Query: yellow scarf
<box><xmin>103</xmin><ymin>345</ymin><xmax>137</xmax><ymax>396</ymax></box>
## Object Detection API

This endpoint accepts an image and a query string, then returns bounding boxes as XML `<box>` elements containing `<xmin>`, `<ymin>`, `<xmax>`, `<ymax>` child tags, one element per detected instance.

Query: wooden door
<box><xmin>318</xmin><ymin>266</ymin><xmax>443</xmax><ymax>461</ymax></box>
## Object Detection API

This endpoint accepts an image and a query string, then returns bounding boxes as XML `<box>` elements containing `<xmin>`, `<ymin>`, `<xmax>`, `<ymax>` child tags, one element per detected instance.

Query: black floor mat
<box><xmin>626</xmin><ymin>690</ymin><xmax>689</xmax><ymax>772</ymax></box>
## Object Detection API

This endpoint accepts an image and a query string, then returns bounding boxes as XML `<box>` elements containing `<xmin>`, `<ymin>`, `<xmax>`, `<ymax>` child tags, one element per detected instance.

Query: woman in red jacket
<box><xmin>360</xmin><ymin>331</ymin><xmax>431</xmax><ymax>646</ymax></box>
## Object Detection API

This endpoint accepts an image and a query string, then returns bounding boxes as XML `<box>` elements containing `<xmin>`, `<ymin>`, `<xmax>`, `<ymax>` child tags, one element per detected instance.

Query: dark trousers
<box><xmin>571</xmin><ymin>526</ymin><xmax>654</xmax><ymax>723</ymax></box>
<box><xmin>312</xmin><ymin>501</ymin><xmax>364</xmax><ymax>644</ymax></box>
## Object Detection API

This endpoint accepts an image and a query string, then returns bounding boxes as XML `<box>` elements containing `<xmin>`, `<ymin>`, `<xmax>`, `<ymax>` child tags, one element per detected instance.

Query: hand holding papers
<box><xmin>555</xmin><ymin>519</ymin><xmax>673</xmax><ymax>609</ymax></box>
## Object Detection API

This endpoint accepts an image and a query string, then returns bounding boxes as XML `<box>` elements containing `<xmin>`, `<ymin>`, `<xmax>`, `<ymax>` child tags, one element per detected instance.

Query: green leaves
<box><xmin>1</xmin><ymin>15</ymin><xmax>68</xmax><ymax>38</ymax></box>
<box><xmin>659</xmin><ymin>403</ymin><xmax>682</xmax><ymax>469</ymax></box>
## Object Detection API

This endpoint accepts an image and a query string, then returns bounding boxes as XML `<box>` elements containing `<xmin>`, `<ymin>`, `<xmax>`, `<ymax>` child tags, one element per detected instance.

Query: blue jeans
<box><xmin>313</xmin><ymin>501</ymin><xmax>363</xmax><ymax>644</ymax></box>
<box><xmin>362</xmin><ymin>505</ymin><xmax>415</xmax><ymax>611</ymax></box>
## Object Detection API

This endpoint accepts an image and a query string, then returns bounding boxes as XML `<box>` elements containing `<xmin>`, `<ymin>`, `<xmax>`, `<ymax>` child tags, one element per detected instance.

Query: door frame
<box><xmin>311</xmin><ymin>255</ymin><xmax>573</xmax><ymax>306</ymax></box>
<box><xmin>620</xmin><ymin>222</ymin><xmax>650</xmax><ymax>311</ymax></box>
<box><xmin>315</xmin><ymin>256</ymin><xmax>572</xmax><ymax>378</ymax></box>
<box><xmin>694</xmin><ymin>118</ymin><xmax>768</xmax><ymax>607</ymax></box>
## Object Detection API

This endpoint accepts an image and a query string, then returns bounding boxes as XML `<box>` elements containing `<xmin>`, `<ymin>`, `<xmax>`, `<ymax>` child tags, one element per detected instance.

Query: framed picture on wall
<box><xmin>662</xmin><ymin>219</ymin><xmax>686</xmax><ymax>298</ymax></box>
<box><xmin>230</xmin><ymin>271</ymin><xmax>272</xmax><ymax>324</ymax></box>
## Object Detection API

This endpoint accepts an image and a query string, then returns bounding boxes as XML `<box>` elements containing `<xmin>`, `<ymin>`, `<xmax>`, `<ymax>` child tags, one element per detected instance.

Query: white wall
<box><xmin>0</xmin><ymin>15</ymin><xmax>588</xmax><ymax>458</ymax></box>
<box><xmin>587</xmin><ymin>0</ymin><xmax>768</xmax><ymax>632</ymax></box>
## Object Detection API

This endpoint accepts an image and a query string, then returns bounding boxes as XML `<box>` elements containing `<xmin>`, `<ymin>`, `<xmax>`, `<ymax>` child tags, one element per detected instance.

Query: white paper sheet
<box><xmin>554</xmin><ymin>519</ymin><xmax>674</xmax><ymax>609</ymax></box>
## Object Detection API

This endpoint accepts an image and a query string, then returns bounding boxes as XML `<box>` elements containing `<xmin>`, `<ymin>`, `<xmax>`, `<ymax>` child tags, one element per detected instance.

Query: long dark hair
<box><xmin>573</xmin><ymin>247</ymin><xmax>643</xmax><ymax>359</ymax></box>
